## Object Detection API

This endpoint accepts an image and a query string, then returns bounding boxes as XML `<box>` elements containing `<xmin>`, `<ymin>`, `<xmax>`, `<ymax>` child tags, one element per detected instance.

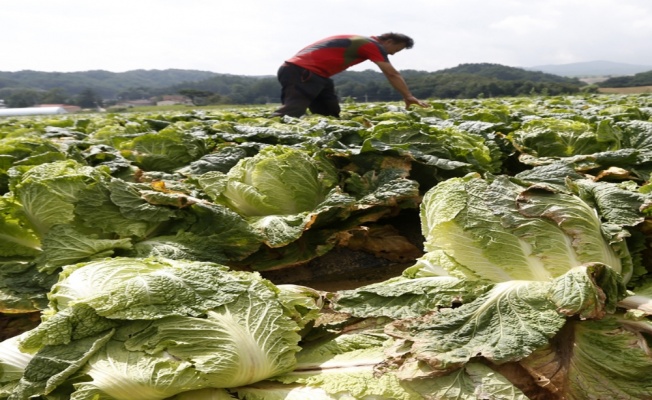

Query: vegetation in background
<box><xmin>0</xmin><ymin>64</ymin><xmax>588</xmax><ymax>108</ymax></box>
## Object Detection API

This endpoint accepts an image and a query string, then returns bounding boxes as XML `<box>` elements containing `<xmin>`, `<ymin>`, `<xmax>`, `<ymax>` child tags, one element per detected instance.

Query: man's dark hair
<box><xmin>377</xmin><ymin>33</ymin><xmax>414</xmax><ymax>49</ymax></box>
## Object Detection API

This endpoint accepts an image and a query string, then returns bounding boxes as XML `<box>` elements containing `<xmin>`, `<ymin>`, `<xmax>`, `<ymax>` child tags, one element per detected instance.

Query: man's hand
<box><xmin>404</xmin><ymin>95</ymin><xmax>430</xmax><ymax>108</ymax></box>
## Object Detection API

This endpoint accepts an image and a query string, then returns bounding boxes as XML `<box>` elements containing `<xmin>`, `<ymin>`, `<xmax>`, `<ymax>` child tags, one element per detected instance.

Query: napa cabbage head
<box><xmin>197</xmin><ymin>145</ymin><xmax>339</xmax><ymax>217</ymax></box>
<box><xmin>12</xmin><ymin>257</ymin><xmax>314</xmax><ymax>400</ymax></box>
<box><xmin>9</xmin><ymin>159</ymin><xmax>111</xmax><ymax>236</ymax></box>
<box><xmin>72</xmin><ymin>297</ymin><xmax>302</xmax><ymax>399</ymax></box>
<box><xmin>406</xmin><ymin>173</ymin><xmax>631</xmax><ymax>282</ymax></box>
<box><xmin>509</xmin><ymin>118</ymin><xmax>620</xmax><ymax>158</ymax></box>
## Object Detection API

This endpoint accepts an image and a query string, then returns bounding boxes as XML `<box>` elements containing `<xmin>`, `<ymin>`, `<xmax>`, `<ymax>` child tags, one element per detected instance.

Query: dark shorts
<box><xmin>271</xmin><ymin>63</ymin><xmax>341</xmax><ymax>118</ymax></box>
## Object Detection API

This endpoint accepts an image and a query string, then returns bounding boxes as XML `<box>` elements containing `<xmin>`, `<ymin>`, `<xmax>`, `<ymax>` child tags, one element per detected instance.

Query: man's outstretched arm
<box><xmin>375</xmin><ymin>61</ymin><xmax>430</xmax><ymax>108</ymax></box>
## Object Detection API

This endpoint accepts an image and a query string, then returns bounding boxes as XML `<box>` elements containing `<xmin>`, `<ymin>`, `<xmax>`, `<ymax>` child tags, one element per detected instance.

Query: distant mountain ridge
<box><xmin>0</xmin><ymin>63</ymin><xmax>587</xmax><ymax>106</ymax></box>
<box><xmin>526</xmin><ymin>60</ymin><xmax>652</xmax><ymax>77</ymax></box>
<box><xmin>1</xmin><ymin>64</ymin><xmax>583</xmax><ymax>101</ymax></box>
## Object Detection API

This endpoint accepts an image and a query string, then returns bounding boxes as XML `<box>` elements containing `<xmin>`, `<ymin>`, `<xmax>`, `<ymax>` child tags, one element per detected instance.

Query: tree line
<box><xmin>598</xmin><ymin>70</ymin><xmax>652</xmax><ymax>87</ymax></box>
<box><xmin>0</xmin><ymin>63</ymin><xmax>589</xmax><ymax>109</ymax></box>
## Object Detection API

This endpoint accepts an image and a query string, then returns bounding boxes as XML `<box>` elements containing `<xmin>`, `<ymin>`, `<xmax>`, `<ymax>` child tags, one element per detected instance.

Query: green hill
<box><xmin>599</xmin><ymin>70</ymin><xmax>652</xmax><ymax>87</ymax></box>
<box><xmin>439</xmin><ymin>63</ymin><xmax>583</xmax><ymax>83</ymax></box>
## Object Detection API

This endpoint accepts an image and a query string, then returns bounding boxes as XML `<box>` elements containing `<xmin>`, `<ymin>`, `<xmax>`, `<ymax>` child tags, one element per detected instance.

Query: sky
<box><xmin>2</xmin><ymin>0</ymin><xmax>652</xmax><ymax>75</ymax></box>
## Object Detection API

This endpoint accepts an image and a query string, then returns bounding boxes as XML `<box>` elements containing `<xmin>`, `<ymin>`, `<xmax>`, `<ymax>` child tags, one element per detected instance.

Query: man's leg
<box><xmin>272</xmin><ymin>64</ymin><xmax>328</xmax><ymax>118</ymax></box>
<box><xmin>272</xmin><ymin>85</ymin><xmax>311</xmax><ymax>117</ymax></box>
<box><xmin>308</xmin><ymin>78</ymin><xmax>340</xmax><ymax>117</ymax></box>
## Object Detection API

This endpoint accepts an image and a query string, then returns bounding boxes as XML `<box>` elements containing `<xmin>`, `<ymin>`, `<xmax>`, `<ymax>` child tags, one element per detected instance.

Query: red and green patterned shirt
<box><xmin>286</xmin><ymin>35</ymin><xmax>389</xmax><ymax>78</ymax></box>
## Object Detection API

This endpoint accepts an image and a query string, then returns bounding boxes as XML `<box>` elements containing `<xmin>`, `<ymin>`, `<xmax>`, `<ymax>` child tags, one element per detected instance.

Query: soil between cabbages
<box><xmin>260</xmin><ymin>209</ymin><xmax>425</xmax><ymax>291</ymax></box>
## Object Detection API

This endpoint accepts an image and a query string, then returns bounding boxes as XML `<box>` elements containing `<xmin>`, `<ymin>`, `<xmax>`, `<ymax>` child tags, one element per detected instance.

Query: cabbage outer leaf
<box><xmin>521</xmin><ymin>315</ymin><xmax>652</xmax><ymax>399</ymax></box>
<box><xmin>384</xmin><ymin>265</ymin><xmax>625</xmax><ymax>376</ymax></box>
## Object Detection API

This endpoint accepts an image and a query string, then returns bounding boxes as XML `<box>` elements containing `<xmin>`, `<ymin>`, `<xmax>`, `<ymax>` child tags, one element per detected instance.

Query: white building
<box><xmin>0</xmin><ymin>107</ymin><xmax>67</xmax><ymax>117</ymax></box>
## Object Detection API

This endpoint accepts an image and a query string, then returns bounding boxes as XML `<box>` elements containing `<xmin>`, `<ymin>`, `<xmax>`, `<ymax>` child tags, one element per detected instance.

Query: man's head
<box><xmin>377</xmin><ymin>32</ymin><xmax>414</xmax><ymax>55</ymax></box>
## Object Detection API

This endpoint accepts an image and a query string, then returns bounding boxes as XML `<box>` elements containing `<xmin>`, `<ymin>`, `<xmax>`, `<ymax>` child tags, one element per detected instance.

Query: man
<box><xmin>271</xmin><ymin>33</ymin><xmax>429</xmax><ymax>118</ymax></box>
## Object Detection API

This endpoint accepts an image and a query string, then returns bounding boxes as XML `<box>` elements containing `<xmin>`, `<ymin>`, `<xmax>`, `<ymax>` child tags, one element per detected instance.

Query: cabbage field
<box><xmin>1</xmin><ymin>94</ymin><xmax>652</xmax><ymax>399</ymax></box>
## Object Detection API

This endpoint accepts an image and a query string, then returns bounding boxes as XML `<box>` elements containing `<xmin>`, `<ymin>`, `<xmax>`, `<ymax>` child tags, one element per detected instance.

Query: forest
<box><xmin>0</xmin><ymin>63</ymin><xmax>593</xmax><ymax>108</ymax></box>
<box><xmin>599</xmin><ymin>70</ymin><xmax>652</xmax><ymax>87</ymax></box>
